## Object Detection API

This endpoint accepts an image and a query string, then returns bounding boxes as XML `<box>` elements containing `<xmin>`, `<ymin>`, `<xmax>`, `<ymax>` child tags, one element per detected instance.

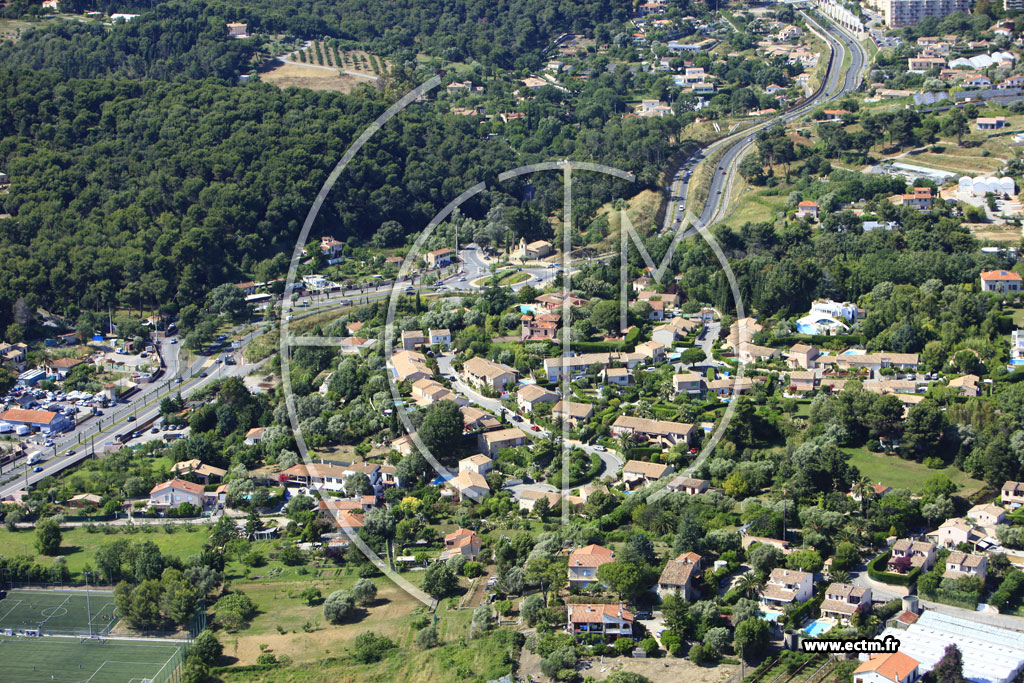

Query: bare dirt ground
<box><xmin>261</xmin><ymin>63</ymin><xmax>373</xmax><ymax>93</ymax></box>
<box><xmin>579</xmin><ymin>656</ymin><xmax>739</xmax><ymax>682</ymax></box>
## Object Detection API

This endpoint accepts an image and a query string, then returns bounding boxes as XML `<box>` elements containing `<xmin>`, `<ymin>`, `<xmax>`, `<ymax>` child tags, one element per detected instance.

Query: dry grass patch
<box><xmin>262</xmin><ymin>62</ymin><xmax>375</xmax><ymax>93</ymax></box>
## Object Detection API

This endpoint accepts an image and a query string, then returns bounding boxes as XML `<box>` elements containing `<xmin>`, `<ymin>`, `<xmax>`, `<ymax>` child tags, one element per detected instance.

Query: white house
<box><xmin>149</xmin><ymin>479</ymin><xmax>204</xmax><ymax>511</ymax></box>
<box><xmin>760</xmin><ymin>568</ymin><xmax>813</xmax><ymax>609</ymax></box>
<box><xmin>853</xmin><ymin>653</ymin><xmax>920</xmax><ymax>683</ymax></box>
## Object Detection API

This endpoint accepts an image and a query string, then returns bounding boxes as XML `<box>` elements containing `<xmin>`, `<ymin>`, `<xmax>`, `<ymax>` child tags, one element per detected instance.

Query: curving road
<box><xmin>665</xmin><ymin>11</ymin><xmax>868</xmax><ymax>236</ymax></box>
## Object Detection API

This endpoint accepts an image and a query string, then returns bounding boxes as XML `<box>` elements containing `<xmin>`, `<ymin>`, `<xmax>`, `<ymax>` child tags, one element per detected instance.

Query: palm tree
<box><xmin>827</xmin><ymin>568</ymin><xmax>850</xmax><ymax>584</ymax></box>
<box><xmin>852</xmin><ymin>476</ymin><xmax>874</xmax><ymax>517</ymax></box>
<box><xmin>737</xmin><ymin>572</ymin><xmax>763</xmax><ymax>599</ymax></box>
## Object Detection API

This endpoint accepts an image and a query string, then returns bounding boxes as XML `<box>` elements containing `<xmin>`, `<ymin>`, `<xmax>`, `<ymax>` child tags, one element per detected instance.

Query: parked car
<box><xmin>531</xmin><ymin>425</ymin><xmax>540</xmax><ymax>432</ymax></box>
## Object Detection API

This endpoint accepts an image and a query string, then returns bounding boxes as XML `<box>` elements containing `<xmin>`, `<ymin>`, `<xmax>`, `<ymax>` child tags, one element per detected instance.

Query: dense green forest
<box><xmin>0</xmin><ymin>62</ymin><xmax>681</xmax><ymax>333</ymax></box>
<box><xmin>0</xmin><ymin>2</ymin><xmax>259</xmax><ymax>81</ymax></box>
<box><xmin>52</xmin><ymin>0</ymin><xmax>637</xmax><ymax>68</ymax></box>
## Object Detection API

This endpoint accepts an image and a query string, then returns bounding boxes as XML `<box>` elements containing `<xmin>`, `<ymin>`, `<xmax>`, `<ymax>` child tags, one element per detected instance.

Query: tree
<box><xmin>833</xmin><ymin>541</ymin><xmax>859</xmax><ymax>572</ymax></box>
<box><xmin>35</xmin><ymin>517</ymin><xmax>62</xmax><ymax>555</ymax></box>
<box><xmin>933</xmin><ymin>644</ymin><xmax>967</xmax><ymax>683</ymax></box>
<box><xmin>323</xmin><ymin>590</ymin><xmax>356</xmax><ymax>624</ymax></box>
<box><xmin>300</xmin><ymin>587</ymin><xmax>322</xmax><ymax>606</ymax></box>
<box><xmin>418</xmin><ymin>400</ymin><xmax>463</xmax><ymax>458</ymax></box>
<box><xmin>245</xmin><ymin>509</ymin><xmax>264</xmax><ymax>539</ymax></box>
<box><xmin>470</xmin><ymin>604</ymin><xmax>492</xmax><ymax>637</ymax></box>
<box><xmin>679</xmin><ymin>347</ymin><xmax>706</xmax><ymax>368</ymax></box>
<box><xmin>591</xmin><ymin>299</ymin><xmax>621</xmax><ymax>334</ymax></box>
<box><xmin>345</xmin><ymin>472</ymin><xmax>374</xmax><ymax>497</ymax></box>
<box><xmin>206</xmin><ymin>283</ymin><xmax>247</xmax><ymax>317</ymax></box>
<box><xmin>596</xmin><ymin>562</ymin><xmax>645</xmax><ymax>600</ymax></box>
<box><xmin>734</xmin><ymin>618</ymin><xmax>770</xmax><ymax>660</ymax></box>
<box><xmin>736</xmin><ymin>572</ymin><xmax>763</xmax><ymax>599</ymax></box>
<box><xmin>940</xmin><ymin>109</ymin><xmax>969</xmax><ymax>145</ymax></box>
<box><xmin>423</xmin><ymin>561</ymin><xmax>458</xmax><ymax>599</ymax></box>
<box><xmin>747</xmin><ymin>543</ymin><xmax>783</xmax><ymax>575</ymax></box>
<box><xmin>351</xmin><ymin>578</ymin><xmax>378</xmax><ymax>606</ymax></box>
<box><xmin>521</xmin><ymin>593</ymin><xmax>546</xmax><ymax>626</ymax></box>
<box><xmin>212</xmin><ymin>591</ymin><xmax>257</xmax><ymax>632</ymax></box>
<box><xmin>192</xmin><ymin>630</ymin><xmax>223</xmax><ymax>666</ymax></box>
<box><xmin>351</xmin><ymin>631</ymin><xmax>394</xmax><ymax>664</ymax></box>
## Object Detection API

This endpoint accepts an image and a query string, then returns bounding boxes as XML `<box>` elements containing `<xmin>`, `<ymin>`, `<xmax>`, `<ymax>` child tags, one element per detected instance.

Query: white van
<box><xmin>0</xmin><ymin>423</ymin><xmax>12</xmax><ymax>434</ymax></box>
<box><xmin>15</xmin><ymin>425</ymin><xmax>30</xmax><ymax>436</ymax></box>
<box><xmin>26</xmin><ymin>453</ymin><xmax>38</xmax><ymax>465</ymax></box>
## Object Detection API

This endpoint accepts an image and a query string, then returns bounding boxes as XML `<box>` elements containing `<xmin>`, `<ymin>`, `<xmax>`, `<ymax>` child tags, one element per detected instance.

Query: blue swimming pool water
<box><xmin>803</xmin><ymin>620</ymin><xmax>833</xmax><ymax>637</ymax></box>
<box><xmin>761</xmin><ymin>611</ymin><xmax>782</xmax><ymax>622</ymax></box>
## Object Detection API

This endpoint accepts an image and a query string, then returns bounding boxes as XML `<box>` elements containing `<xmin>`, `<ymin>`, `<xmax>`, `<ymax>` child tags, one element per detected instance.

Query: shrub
<box><xmin>256</xmin><ymin>652</ymin><xmax>277</xmax><ymax>665</ymax></box>
<box><xmin>464</xmin><ymin>561</ymin><xmax>484</xmax><ymax>578</ymax></box>
<box><xmin>300</xmin><ymin>587</ymin><xmax>322</xmax><ymax>606</ymax></box>
<box><xmin>323</xmin><ymin>590</ymin><xmax>356</xmax><ymax>624</ymax></box>
<box><xmin>640</xmin><ymin>637</ymin><xmax>660</xmax><ymax>657</ymax></box>
<box><xmin>352</xmin><ymin>631</ymin><xmax>395</xmax><ymax>664</ymax></box>
<box><xmin>416</xmin><ymin>624</ymin><xmax>440</xmax><ymax>649</ymax></box>
<box><xmin>613</xmin><ymin>637</ymin><xmax>636</xmax><ymax>657</ymax></box>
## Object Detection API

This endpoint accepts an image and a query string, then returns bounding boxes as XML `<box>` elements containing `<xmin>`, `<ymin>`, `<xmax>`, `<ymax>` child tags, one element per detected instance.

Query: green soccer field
<box><xmin>0</xmin><ymin>636</ymin><xmax>182</xmax><ymax>683</ymax></box>
<box><xmin>0</xmin><ymin>589</ymin><xmax>118</xmax><ymax>636</ymax></box>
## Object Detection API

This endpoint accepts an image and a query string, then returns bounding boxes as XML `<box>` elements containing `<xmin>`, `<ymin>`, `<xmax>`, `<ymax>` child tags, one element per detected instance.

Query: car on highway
<box><xmin>126</xmin><ymin>415</ymin><xmax>135</xmax><ymax>421</ymax></box>
<box><xmin>175</xmin><ymin>377</ymin><xmax>184</xmax><ymax>383</ymax></box>
<box><xmin>66</xmin><ymin>450</ymin><xmax>75</xmax><ymax>457</ymax></box>
<box><xmin>33</xmin><ymin>466</ymin><xmax>43</xmax><ymax>472</ymax></box>
<box><xmin>200</xmin><ymin>372</ymin><xmax>208</xmax><ymax>378</ymax></box>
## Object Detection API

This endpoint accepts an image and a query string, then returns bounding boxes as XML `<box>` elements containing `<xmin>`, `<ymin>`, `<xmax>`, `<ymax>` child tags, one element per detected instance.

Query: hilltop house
<box><xmin>853</xmin><ymin>653</ymin><xmax>920</xmax><ymax>683</ymax></box>
<box><xmin>944</xmin><ymin>551</ymin><xmax>987</xmax><ymax>581</ymax></box>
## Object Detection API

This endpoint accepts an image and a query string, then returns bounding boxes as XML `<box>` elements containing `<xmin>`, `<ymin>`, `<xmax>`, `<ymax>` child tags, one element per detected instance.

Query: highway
<box><xmin>664</xmin><ymin>11</ymin><xmax>867</xmax><ymax>237</ymax></box>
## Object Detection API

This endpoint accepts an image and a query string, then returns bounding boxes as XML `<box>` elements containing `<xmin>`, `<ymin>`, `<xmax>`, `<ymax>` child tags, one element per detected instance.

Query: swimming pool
<box><xmin>761</xmin><ymin>611</ymin><xmax>782</xmax><ymax>622</ymax></box>
<box><xmin>841</xmin><ymin>349</ymin><xmax>866</xmax><ymax>356</ymax></box>
<box><xmin>803</xmin><ymin>619</ymin><xmax>834</xmax><ymax>637</ymax></box>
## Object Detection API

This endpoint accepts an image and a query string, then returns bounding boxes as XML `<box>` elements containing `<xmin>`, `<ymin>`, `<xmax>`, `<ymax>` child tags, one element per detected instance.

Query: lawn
<box><xmin>217</xmin><ymin>626</ymin><xmax>521</xmax><ymax>683</ymax></box>
<box><xmin>0</xmin><ymin>635</ymin><xmax>183</xmax><ymax>683</ymax></box>
<box><xmin>718</xmin><ymin>184</ymin><xmax>789</xmax><ymax>231</ymax></box>
<box><xmin>215</xmin><ymin>563</ymin><xmax>477</xmax><ymax>667</ymax></box>
<box><xmin>842</xmin><ymin>447</ymin><xmax>986</xmax><ymax>494</ymax></box>
<box><xmin>0</xmin><ymin>524</ymin><xmax>211</xmax><ymax>579</ymax></box>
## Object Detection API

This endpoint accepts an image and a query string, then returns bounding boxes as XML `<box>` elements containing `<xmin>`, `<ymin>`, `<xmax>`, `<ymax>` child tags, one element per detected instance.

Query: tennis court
<box><xmin>0</xmin><ymin>589</ymin><xmax>117</xmax><ymax>636</ymax></box>
<box><xmin>0</xmin><ymin>635</ymin><xmax>183</xmax><ymax>683</ymax></box>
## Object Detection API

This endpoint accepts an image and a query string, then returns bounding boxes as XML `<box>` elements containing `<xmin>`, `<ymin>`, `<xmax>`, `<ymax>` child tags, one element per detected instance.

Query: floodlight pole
<box><xmin>84</xmin><ymin>571</ymin><xmax>92</xmax><ymax>638</ymax></box>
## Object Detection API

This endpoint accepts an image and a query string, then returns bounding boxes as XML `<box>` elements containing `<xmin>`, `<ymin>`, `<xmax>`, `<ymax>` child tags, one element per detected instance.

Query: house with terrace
<box><xmin>566</xmin><ymin>604</ymin><xmax>634</xmax><ymax>642</ymax></box>
<box><xmin>462</xmin><ymin>357</ymin><xmax>518</xmax><ymax>393</ymax></box>
<box><xmin>820</xmin><ymin>583</ymin><xmax>871</xmax><ymax>624</ymax></box>
<box><xmin>760</xmin><ymin>568</ymin><xmax>814</xmax><ymax>610</ymax></box>
<box><xmin>620</xmin><ymin>460</ymin><xmax>675</xmax><ymax>487</ymax></box>
<box><xmin>568</xmin><ymin>544</ymin><xmax>616</xmax><ymax>588</ymax></box>
<box><xmin>888</xmin><ymin>539</ymin><xmax>936</xmax><ymax>572</ymax></box>
<box><xmin>611</xmin><ymin>416</ymin><xmax>696</xmax><ymax>447</ymax></box>
<box><xmin>944</xmin><ymin>551</ymin><xmax>987</xmax><ymax>581</ymax></box>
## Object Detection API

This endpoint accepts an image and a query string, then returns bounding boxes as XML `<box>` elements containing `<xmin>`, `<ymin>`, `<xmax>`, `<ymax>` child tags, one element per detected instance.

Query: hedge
<box><xmin>770</xmin><ymin>333</ymin><xmax>866</xmax><ymax>348</ymax></box>
<box><xmin>785</xmin><ymin>593</ymin><xmax>823</xmax><ymax>629</ymax></box>
<box><xmin>867</xmin><ymin>551</ymin><xmax>921</xmax><ymax>587</ymax></box>
<box><xmin>990</xmin><ymin>571</ymin><xmax>1024</xmax><ymax>611</ymax></box>
<box><xmin>919</xmin><ymin>586</ymin><xmax>979</xmax><ymax>610</ymax></box>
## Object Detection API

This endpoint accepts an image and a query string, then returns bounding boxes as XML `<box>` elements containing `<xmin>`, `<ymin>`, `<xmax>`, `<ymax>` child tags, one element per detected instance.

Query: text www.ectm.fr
<box><xmin>801</xmin><ymin>636</ymin><xmax>901</xmax><ymax>654</ymax></box>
